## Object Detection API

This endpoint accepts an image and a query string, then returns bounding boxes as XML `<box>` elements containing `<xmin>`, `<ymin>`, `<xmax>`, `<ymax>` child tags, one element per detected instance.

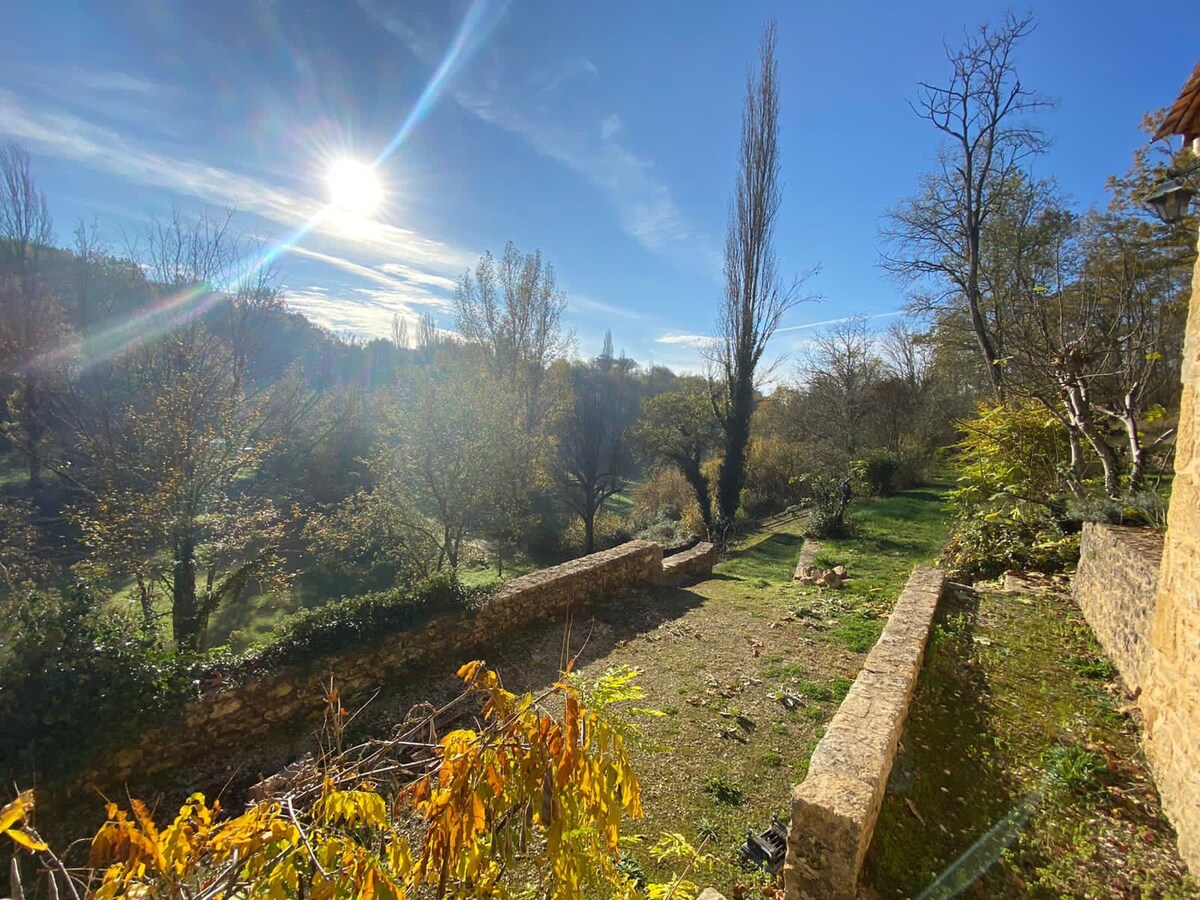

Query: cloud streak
<box><xmin>0</xmin><ymin>84</ymin><xmax>479</xmax><ymax>336</ymax></box>
<box><xmin>773</xmin><ymin>310</ymin><xmax>904</xmax><ymax>334</ymax></box>
<box><xmin>362</xmin><ymin>0</ymin><xmax>719</xmax><ymax>274</ymax></box>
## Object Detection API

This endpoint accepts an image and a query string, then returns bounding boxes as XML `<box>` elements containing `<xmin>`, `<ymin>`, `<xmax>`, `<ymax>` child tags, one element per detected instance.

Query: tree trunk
<box><xmin>1120</xmin><ymin>412</ymin><xmax>1145</xmax><ymax>494</ymax></box>
<box><xmin>172</xmin><ymin>535</ymin><xmax>205</xmax><ymax>652</ymax></box>
<box><xmin>966</xmin><ymin>222</ymin><xmax>1004</xmax><ymax>400</ymax></box>
<box><xmin>716</xmin><ymin>378</ymin><xmax>754</xmax><ymax>529</ymax></box>
<box><xmin>583</xmin><ymin>512</ymin><xmax>595</xmax><ymax>555</ymax></box>
<box><xmin>21</xmin><ymin>379</ymin><xmax>43</xmax><ymax>504</ymax></box>
<box><xmin>1066</xmin><ymin>425</ymin><xmax>1084</xmax><ymax>485</ymax></box>
<box><xmin>681</xmin><ymin>460</ymin><xmax>714</xmax><ymax>535</ymax></box>
<box><xmin>1061</xmin><ymin>381</ymin><xmax>1120</xmax><ymax>498</ymax></box>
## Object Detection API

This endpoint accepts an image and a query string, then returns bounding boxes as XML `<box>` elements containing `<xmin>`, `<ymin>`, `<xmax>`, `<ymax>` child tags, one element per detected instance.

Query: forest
<box><xmin>0</xmin><ymin>9</ymin><xmax>1197</xmax><ymax>898</ymax></box>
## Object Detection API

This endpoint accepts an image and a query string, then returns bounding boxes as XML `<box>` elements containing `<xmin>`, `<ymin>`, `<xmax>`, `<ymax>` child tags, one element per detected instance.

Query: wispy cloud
<box><xmin>285</xmin><ymin>286</ymin><xmax>405</xmax><ymax>338</ymax></box>
<box><xmin>0</xmin><ymin>85</ymin><xmax>476</xmax><ymax>325</ymax></box>
<box><xmin>655</xmin><ymin>332</ymin><xmax>716</xmax><ymax>347</ymax></box>
<box><xmin>362</xmin><ymin>0</ymin><xmax>719</xmax><ymax>274</ymax></box>
<box><xmin>773</xmin><ymin>310</ymin><xmax>903</xmax><ymax>334</ymax></box>
<box><xmin>600</xmin><ymin>113</ymin><xmax>622</xmax><ymax>141</ymax></box>
<box><xmin>529</xmin><ymin>56</ymin><xmax>598</xmax><ymax>96</ymax></box>
<box><xmin>569</xmin><ymin>292</ymin><xmax>645</xmax><ymax>321</ymax></box>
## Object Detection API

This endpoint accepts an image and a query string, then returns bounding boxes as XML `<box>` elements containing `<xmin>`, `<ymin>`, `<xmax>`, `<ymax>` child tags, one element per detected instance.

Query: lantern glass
<box><xmin>1146</xmin><ymin>179</ymin><xmax>1196</xmax><ymax>225</ymax></box>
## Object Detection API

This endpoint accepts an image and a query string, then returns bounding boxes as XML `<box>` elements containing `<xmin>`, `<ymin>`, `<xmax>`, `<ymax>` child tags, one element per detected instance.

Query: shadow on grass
<box><xmin>118</xmin><ymin>583</ymin><xmax>711</xmax><ymax>818</ymax></box>
<box><xmin>720</xmin><ymin>532</ymin><xmax>804</xmax><ymax>583</ymax></box>
<box><xmin>862</xmin><ymin>588</ymin><xmax>1021</xmax><ymax>897</ymax></box>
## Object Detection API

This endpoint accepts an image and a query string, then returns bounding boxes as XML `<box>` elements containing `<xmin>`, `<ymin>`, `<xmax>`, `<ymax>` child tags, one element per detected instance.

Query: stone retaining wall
<box><xmin>783</xmin><ymin>566</ymin><xmax>945</xmax><ymax>900</ymax></box>
<box><xmin>655</xmin><ymin>541</ymin><xmax>716</xmax><ymax>584</ymax></box>
<box><xmin>1075</xmin><ymin>521</ymin><xmax>1199</xmax><ymax>870</ymax></box>
<box><xmin>87</xmin><ymin>539</ymin><xmax>690</xmax><ymax>790</ymax></box>
<box><xmin>1074</xmin><ymin>523</ymin><xmax>1163</xmax><ymax>695</ymax></box>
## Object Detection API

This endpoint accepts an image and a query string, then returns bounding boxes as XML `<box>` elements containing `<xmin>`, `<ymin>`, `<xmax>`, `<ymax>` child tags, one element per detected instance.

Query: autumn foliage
<box><xmin>5</xmin><ymin>662</ymin><xmax>713</xmax><ymax>899</ymax></box>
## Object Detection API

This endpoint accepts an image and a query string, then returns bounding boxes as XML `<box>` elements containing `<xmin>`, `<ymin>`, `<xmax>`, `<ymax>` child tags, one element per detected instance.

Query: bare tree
<box><xmin>0</xmin><ymin>142</ymin><xmax>58</xmax><ymax>502</ymax></box>
<box><xmin>555</xmin><ymin>362</ymin><xmax>631</xmax><ymax>554</ymax></box>
<box><xmin>710</xmin><ymin>19</ymin><xmax>812</xmax><ymax>532</ymax></box>
<box><xmin>799</xmin><ymin>316</ymin><xmax>882</xmax><ymax>458</ymax></box>
<box><xmin>882</xmin><ymin>11</ymin><xmax>1050</xmax><ymax>399</ymax></box>
<box><xmin>454</xmin><ymin>242</ymin><xmax>573</xmax><ymax>430</ymax></box>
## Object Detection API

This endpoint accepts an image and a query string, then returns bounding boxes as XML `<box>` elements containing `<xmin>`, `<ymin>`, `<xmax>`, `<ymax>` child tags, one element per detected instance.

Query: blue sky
<box><xmin>0</xmin><ymin>1</ymin><xmax>1194</xmax><ymax>372</ymax></box>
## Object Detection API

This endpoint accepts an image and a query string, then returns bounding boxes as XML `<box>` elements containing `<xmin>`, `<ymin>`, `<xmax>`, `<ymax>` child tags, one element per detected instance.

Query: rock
<box><xmin>698</xmin><ymin>891</ymin><xmax>728</xmax><ymax>900</ymax></box>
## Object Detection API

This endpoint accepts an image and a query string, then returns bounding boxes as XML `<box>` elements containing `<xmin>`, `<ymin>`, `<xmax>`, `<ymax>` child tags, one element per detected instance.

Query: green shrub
<box><xmin>633</xmin><ymin>515</ymin><xmax>697</xmax><ymax>552</ymax></box>
<box><xmin>803</xmin><ymin>473</ymin><xmax>854</xmax><ymax>538</ymax></box>
<box><xmin>1066</xmin><ymin>489</ymin><xmax>1169</xmax><ymax>531</ymax></box>
<box><xmin>256</xmin><ymin>572</ymin><xmax>483</xmax><ymax>666</ymax></box>
<box><xmin>0</xmin><ymin>574</ymin><xmax>484</xmax><ymax>780</ymax></box>
<box><xmin>854</xmin><ymin>451</ymin><xmax>903</xmax><ymax>497</ymax></box>
<box><xmin>563</xmin><ymin>510</ymin><xmax>633</xmax><ymax>554</ymax></box>
<box><xmin>1045</xmin><ymin>745</ymin><xmax>1106</xmax><ymax>797</ymax></box>
<box><xmin>941</xmin><ymin>514</ymin><xmax>1078</xmax><ymax>582</ymax></box>
<box><xmin>0</xmin><ymin>587</ymin><xmax>213</xmax><ymax>778</ymax></box>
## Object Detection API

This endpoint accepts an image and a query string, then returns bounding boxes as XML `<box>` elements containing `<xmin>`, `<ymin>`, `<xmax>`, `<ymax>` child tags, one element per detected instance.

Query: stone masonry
<box><xmin>85</xmin><ymin>539</ymin><xmax>718</xmax><ymax>792</ymax></box>
<box><xmin>1074</xmin><ymin>523</ymin><xmax>1163</xmax><ymax>696</ymax></box>
<box><xmin>783</xmin><ymin>566</ymin><xmax>945</xmax><ymax>900</ymax></box>
<box><xmin>1145</xmin><ymin>231</ymin><xmax>1200</xmax><ymax>870</ymax></box>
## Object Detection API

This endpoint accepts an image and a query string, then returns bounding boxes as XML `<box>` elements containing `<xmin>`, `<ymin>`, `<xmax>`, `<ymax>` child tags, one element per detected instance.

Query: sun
<box><xmin>327</xmin><ymin>158</ymin><xmax>382</xmax><ymax>217</ymax></box>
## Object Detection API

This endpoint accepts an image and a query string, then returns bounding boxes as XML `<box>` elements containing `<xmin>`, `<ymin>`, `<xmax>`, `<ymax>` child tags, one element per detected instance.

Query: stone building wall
<box><xmin>1144</xmin><ymin>234</ymin><xmax>1200</xmax><ymax>870</ymax></box>
<box><xmin>87</xmin><ymin>539</ymin><xmax>679</xmax><ymax>790</ymax></box>
<box><xmin>1069</xmin><ymin>225</ymin><xmax>1200</xmax><ymax>871</ymax></box>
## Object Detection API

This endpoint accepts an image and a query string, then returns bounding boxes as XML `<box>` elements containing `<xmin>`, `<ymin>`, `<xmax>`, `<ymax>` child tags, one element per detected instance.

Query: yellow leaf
<box><xmin>0</xmin><ymin>791</ymin><xmax>35</xmax><ymax>835</ymax></box>
<box><xmin>6</xmin><ymin>828</ymin><xmax>47</xmax><ymax>852</ymax></box>
<box><xmin>456</xmin><ymin>660</ymin><xmax>483</xmax><ymax>682</ymax></box>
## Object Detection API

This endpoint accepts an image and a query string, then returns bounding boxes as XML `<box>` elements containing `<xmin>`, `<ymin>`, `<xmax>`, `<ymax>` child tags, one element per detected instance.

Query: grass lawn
<box><xmin>861</xmin><ymin>585</ymin><xmax>1197</xmax><ymax>898</ymax></box>
<box><xmin>316</xmin><ymin>485</ymin><xmax>951</xmax><ymax>892</ymax></box>
<box><xmin>0</xmin><ymin>452</ymin><xmax>25</xmax><ymax>491</ymax></box>
<box><xmin>78</xmin><ymin>486</ymin><xmax>950</xmax><ymax>894</ymax></box>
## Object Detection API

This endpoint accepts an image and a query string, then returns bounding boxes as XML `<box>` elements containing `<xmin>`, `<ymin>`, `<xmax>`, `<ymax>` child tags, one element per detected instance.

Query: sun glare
<box><xmin>327</xmin><ymin>158</ymin><xmax>382</xmax><ymax>217</ymax></box>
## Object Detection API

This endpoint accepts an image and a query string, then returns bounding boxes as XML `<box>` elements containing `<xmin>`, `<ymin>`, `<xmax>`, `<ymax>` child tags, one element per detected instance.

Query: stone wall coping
<box><xmin>784</xmin><ymin>566</ymin><xmax>945</xmax><ymax>900</ymax></box>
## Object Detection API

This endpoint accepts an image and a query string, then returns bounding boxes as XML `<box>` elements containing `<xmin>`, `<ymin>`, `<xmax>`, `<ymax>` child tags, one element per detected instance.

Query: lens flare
<box><xmin>24</xmin><ymin>0</ymin><xmax>507</xmax><ymax>375</ymax></box>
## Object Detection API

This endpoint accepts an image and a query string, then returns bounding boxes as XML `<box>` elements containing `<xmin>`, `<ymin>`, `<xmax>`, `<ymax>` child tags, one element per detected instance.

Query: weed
<box><xmin>1065</xmin><ymin>655</ymin><xmax>1117</xmax><ymax>680</ymax></box>
<box><xmin>760</xmin><ymin>751</ymin><xmax>783</xmax><ymax>768</ymax></box>
<box><xmin>1045</xmin><ymin>745</ymin><xmax>1105</xmax><ymax>797</ymax></box>
<box><xmin>703</xmin><ymin>773</ymin><xmax>744</xmax><ymax>806</ymax></box>
<box><xmin>761</xmin><ymin>660</ymin><xmax>806</xmax><ymax>680</ymax></box>
<box><xmin>830</xmin><ymin>676</ymin><xmax>853</xmax><ymax>701</ymax></box>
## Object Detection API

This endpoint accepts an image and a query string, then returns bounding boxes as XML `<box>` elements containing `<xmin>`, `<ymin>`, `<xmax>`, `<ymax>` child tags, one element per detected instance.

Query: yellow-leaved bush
<box><xmin>9</xmin><ymin>662</ymin><xmax>713</xmax><ymax>899</ymax></box>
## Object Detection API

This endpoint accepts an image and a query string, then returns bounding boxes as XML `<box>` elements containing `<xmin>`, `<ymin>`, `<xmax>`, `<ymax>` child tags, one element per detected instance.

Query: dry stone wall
<box><xmin>86</xmin><ymin>539</ymin><xmax>693</xmax><ymax>791</ymax></box>
<box><xmin>1074</xmin><ymin>523</ymin><xmax>1163</xmax><ymax>695</ymax></box>
<box><xmin>783</xmin><ymin>566</ymin><xmax>945</xmax><ymax>900</ymax></box>
<box><xmin>655</xmin><ymin>542</ymin><xmax>717</xmax><ymax>584</ymax></box>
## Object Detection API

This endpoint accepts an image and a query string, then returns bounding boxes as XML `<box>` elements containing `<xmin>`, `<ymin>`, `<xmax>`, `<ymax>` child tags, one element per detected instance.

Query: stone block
<box><xmin>783</xmin><ymin>567</ymin><xmax>944</xmax><ymax>899</ymax></box>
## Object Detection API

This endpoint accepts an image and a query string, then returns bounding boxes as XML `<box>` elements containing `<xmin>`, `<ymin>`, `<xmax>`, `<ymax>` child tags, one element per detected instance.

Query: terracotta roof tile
<box><xmin>1156</xmin><ymin>59</ymin><xmax>1200</xmax><ymax>142</ymax></box>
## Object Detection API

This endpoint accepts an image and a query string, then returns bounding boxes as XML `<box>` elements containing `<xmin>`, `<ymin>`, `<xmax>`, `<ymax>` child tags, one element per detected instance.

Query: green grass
<box><xmin>861</xmin><ymin>589</ymin><xmax>1197</xmax><ymax>897</ymax></box>
<box><xmin>0</xmin><ymin>452</ymin><xmax>25</xmax><ymax>490</ymax></box>
<box><xmin>809</xmin><ymin>486</ymin><xmax>953</xmax><ymax>604</ymax></box>
<box><xmin>718</xmin><ymin>527</ymin><xmax>805</xmax><ymax>584</ymax></box>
